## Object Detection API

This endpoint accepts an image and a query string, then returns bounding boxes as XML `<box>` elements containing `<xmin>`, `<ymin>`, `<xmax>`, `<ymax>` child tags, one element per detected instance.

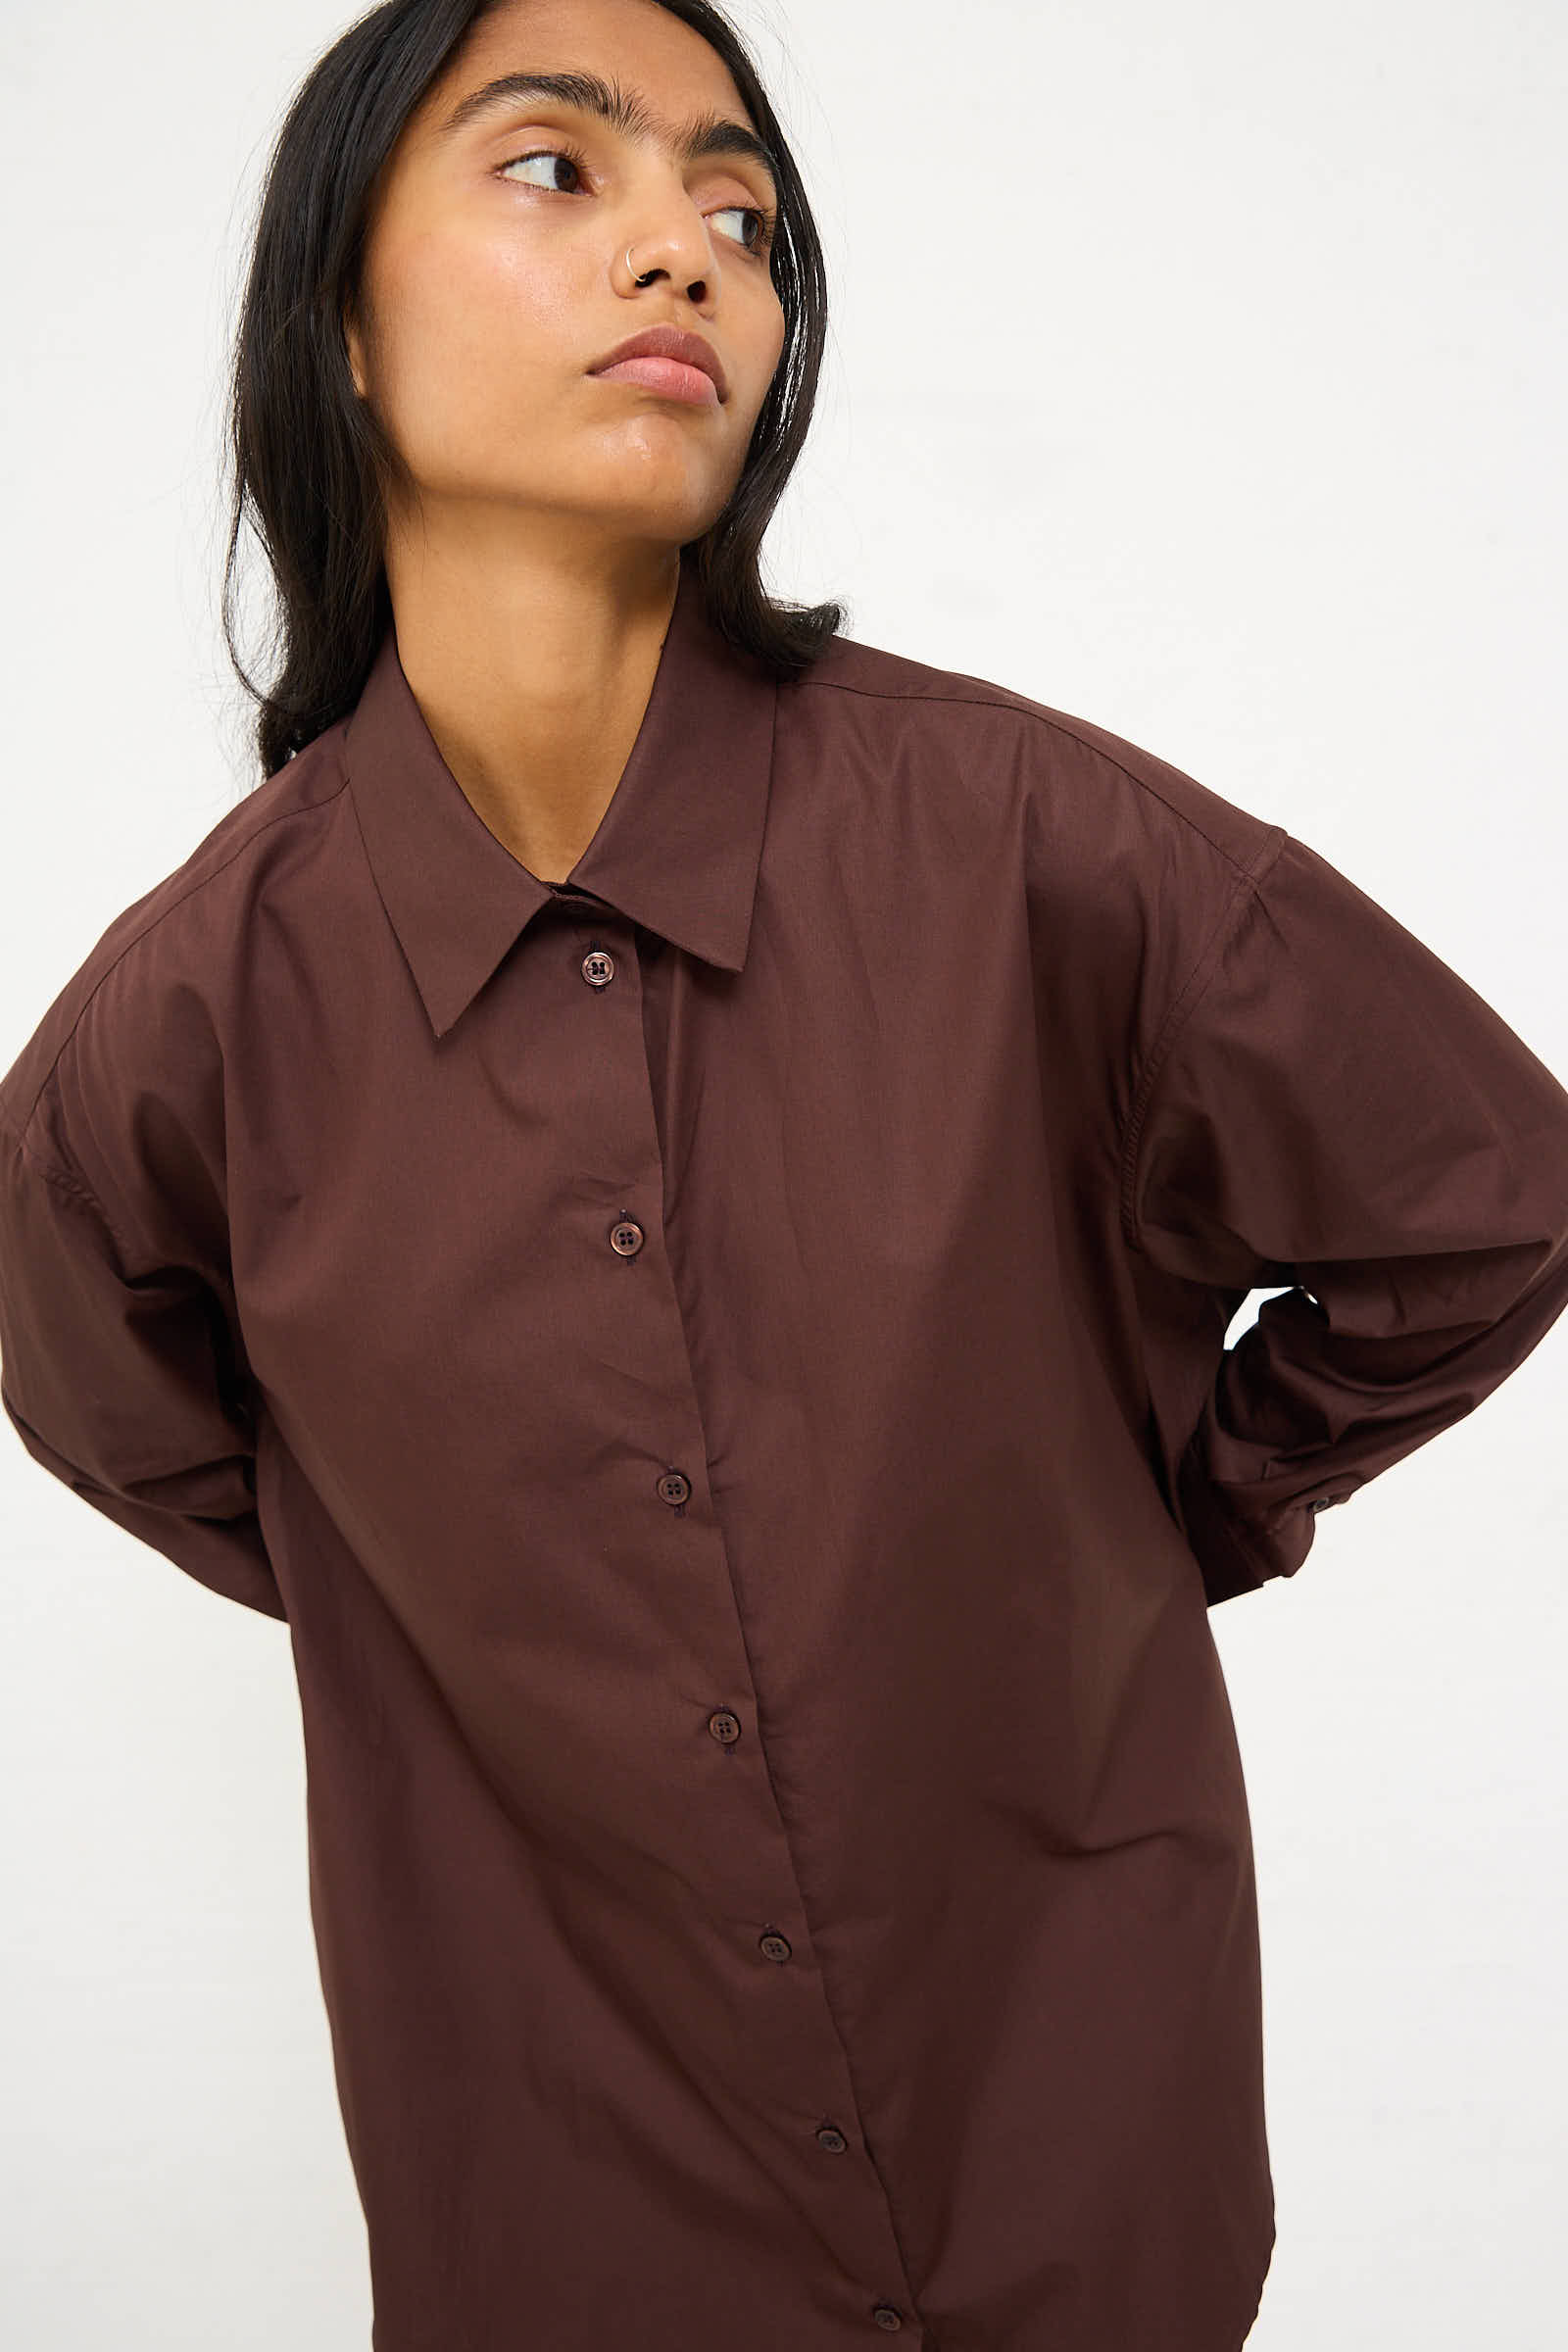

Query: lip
<box><xmin>588</xmin><ymin>322</ymin><xmax>728</xmax><ymax>404</ymax></box>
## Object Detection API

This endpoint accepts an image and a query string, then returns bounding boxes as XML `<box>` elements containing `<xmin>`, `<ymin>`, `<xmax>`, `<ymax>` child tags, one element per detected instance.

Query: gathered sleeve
<box><xmin>0</xmin><ymin>1089</ymin><xmax>285</xmax><ymax>1623</ymax></box>
<box><xmin>1122</xmin><ymin>829</ymin><xmax>1568</xmax><ymax>1605</ymax></box>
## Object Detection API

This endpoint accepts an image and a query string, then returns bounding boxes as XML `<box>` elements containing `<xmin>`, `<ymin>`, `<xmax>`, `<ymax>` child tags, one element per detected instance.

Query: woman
<box><xmin>3</xmin><ymin>1</ymin><xmax>1566</xmax><ymax>2346</ymax></box>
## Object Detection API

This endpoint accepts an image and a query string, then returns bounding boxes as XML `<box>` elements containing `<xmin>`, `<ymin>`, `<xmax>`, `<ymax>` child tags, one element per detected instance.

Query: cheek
<box><xmin>733</xmin><ymin>302</ymin><xmax>788</xmax><ymax>426</ymax></box>
<box><xmin>378</xmin><ymin>220</ymin><xmax>574</xmax><ymax>399</ymax></box>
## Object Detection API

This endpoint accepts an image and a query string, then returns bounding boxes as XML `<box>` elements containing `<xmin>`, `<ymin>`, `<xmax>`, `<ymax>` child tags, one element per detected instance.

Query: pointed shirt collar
<box><xmin>345</xmin><ymin>558</ymin><xmax>778</xmax><ymax>1039</ymax></box>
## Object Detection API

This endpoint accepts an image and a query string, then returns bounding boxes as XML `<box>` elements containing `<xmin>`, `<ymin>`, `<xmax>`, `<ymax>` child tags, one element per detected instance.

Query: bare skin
<box><xmin>343</xmin><ymin>0</ymin><xmax>788</xmax><ymax>883</ymax></box>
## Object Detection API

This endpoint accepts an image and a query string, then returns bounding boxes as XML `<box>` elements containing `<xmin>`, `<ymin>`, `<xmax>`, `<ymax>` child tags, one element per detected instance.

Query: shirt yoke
<box><xmin>0</xmin><ymin>732</ymin><xmax>354</xmax><ymax>1153</ymax></box>
<box><xmin>797</xmin><ymin>630</ymin><xmax>1280</xmax><ymax>882</ymax></box>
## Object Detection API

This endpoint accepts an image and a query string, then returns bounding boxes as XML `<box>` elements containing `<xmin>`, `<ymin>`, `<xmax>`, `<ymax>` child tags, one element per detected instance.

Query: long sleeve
<box><xmin>0</xmin><ymin>1102</ymin><xmax>285</xmax><ymax>1621</ymax></box>
<box><xmin>1122</xmin><ymin>827</ymin><xmax>1568</xmax><ymax>1606</ymax></box>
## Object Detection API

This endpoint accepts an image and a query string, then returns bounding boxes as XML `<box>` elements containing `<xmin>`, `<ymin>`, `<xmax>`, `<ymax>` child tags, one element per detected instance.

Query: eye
<box><xmin>713</xmin><ymin>202</ymin><xmax>778</xmax><ymax>258</ymax></box>
<box><xmin>497</xmin><ymin>141</ymin><xmax>592</xmax><ymax>195</ymax></box>
<box><xmin>497</xmin><ymin>142</ymin><xmax>778</xmax><ymax>258</ymax></box>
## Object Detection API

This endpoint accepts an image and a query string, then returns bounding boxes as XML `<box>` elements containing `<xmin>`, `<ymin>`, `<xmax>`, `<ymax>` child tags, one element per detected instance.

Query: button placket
<box><xmin>572</xmin><ymin>909</ymin><xmax>926</xmax><ymax>2342</ymax></box>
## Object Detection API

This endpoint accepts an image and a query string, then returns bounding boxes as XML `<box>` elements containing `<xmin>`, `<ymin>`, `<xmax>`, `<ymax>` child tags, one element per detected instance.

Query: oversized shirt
<box><xmin>3</xmin><ymin>551</ymin><xmax>1567</xmax><ymax>2352</ymax></box>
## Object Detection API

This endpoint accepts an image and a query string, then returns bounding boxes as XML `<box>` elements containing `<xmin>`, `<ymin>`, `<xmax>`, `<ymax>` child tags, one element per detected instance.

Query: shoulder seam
<box><xmin>1117</xmin><ymin>823</ymin><xmax>1292</xmax><ymax>1258</ymax></box>
<box><xmin>7</xmin><ymin>760</ymin><xmax>352</xmax><ymax>1140</ymax></box>
<box><xmin>801</xmin><ymin>673</ymin><xmax>1268</xmax><ymax>881</ymax></box>
<box><xmin>0</xmin><ymin>1094</ymin><xmax>130</xmax><ymax>1261</ymax></box>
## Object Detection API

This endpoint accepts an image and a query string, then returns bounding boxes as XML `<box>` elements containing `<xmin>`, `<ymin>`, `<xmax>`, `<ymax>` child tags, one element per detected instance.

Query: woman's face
<box><xmin>344</xmin><ymin>0</ymin><xmax>788</xmax><ymax>560</ymax></box>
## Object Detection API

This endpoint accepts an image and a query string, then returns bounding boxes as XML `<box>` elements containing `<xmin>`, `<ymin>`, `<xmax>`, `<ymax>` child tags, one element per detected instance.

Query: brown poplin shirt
<box><xmin>4</xmin><ymin>553</ymin><xmax>1567</xmax><ymax>2351</ymax></box>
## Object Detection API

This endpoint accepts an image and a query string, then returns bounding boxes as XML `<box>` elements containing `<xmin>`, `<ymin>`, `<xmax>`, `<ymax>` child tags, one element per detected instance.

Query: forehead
<box><xmin>416</xmin><ymin>0</ymin><xmax>757</xmax><ymax>146</ymax></box>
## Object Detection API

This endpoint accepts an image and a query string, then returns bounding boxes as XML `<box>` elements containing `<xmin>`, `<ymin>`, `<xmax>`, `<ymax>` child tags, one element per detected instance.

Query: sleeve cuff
<box><xmin>1175</xmin><ymin>1439</ymin><xmax>1315</xmax><ymax>1606</ymax></box>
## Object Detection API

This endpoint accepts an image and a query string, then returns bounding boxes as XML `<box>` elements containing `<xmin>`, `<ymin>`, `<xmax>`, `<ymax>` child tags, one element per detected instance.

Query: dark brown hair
<box><xmin>220</xmin><ymin>0</ymin><xmax>845</xmax><ymax>782</ymax></box>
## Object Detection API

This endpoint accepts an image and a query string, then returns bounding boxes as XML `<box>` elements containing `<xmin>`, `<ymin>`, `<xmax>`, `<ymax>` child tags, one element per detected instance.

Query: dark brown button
<box><xmin>872</xmin><ymin>2308</ymin><xmax>904</xmax><ymax>2331</ymax></box>
<box><xmin>707</xmin><ymin>1709</ymin><xmax>741</xmax><ymax>1746</ymax></box>
<box><xmin>758</xmin><ymin>1931</ymin><xmax>792</xmax><ymax>1963</ymax></box>
<box><xmin>580</xmin><ymin>947</ymin><xmax>615</xmax><ymax>989</ymax></box>
<box><xmin>656</xmin><ymin>1468</ymin><xmax>691</xmax><ymax>1507</ymax></box>
<box><xmin>815</xmin><ymin>2125</ymin><xmax>848</xmax><ymax>2153</ymax></box>
<box><xmin>1307</xmin><ymin>1496</ymin><xmax>1331</xmax><ymax>1512</ymax></box>
<box><xmin>610</xmin><ymin>1218</ymin><xmax>644</xmax><ymax>1257</ymax></box>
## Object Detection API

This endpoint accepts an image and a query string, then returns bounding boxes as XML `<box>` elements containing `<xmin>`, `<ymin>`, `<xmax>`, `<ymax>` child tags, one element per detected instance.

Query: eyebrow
<box><xmin>433</xmin><ymin>69</ymin><xmax>782</xmax><ymax>200</ymax></box>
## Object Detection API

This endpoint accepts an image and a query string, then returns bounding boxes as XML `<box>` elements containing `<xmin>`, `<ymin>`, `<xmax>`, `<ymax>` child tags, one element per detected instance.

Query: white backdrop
<box><xmin>2</xmin><ymin>3</ymin><xmax>1564</xmax><ymax>2346</ymax></box>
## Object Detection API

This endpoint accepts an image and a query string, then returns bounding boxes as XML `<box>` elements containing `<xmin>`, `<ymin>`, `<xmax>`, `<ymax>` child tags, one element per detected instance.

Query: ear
<box><xmin>342</xmin><ymin>300</ymin><xmax>368</xmax><ymax>402</ymax></box>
